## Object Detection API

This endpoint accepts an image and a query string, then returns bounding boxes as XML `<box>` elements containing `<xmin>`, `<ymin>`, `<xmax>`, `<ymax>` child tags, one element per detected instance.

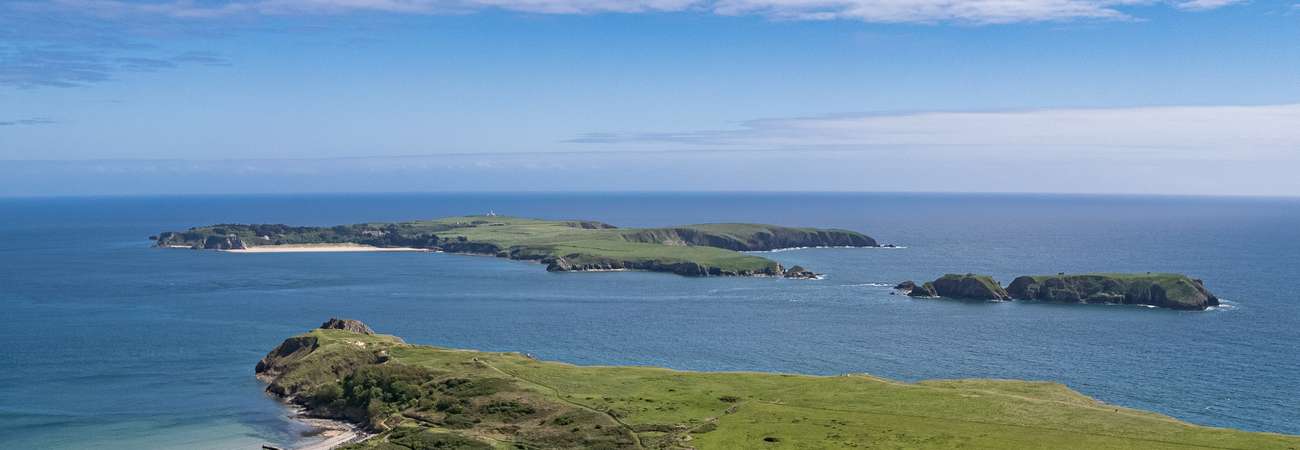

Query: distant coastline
<box><xmin>154</xmin><ymin>215</ymin><xmax>877</xmax><ymax>278</ymax></box>
<box><xmin>221</xmin><ymin>243</ymin><xmax>428</xmax><ymax>253</ymax></box>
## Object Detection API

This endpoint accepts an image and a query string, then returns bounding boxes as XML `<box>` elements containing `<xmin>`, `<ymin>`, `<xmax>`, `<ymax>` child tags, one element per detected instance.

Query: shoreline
<box><xmin>286</xmin><ymin>406</ymin><xmax>372</xmax><ymax>450</ymax></box>
<box><xmin>219</xmin><ymin>244</ymin><xmax>428</xmax><ymax>253</ymax></box>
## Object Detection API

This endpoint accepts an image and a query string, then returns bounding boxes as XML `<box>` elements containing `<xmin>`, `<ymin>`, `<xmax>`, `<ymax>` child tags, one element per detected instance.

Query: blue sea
<box><xmin>2</xmin><ymin>192</ymin><xmax>1298</xmax><ymax>449</ymax></box>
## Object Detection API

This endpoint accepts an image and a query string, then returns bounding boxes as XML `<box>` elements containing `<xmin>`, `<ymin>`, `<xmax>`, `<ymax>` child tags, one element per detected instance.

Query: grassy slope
<box><xmin>273</xmin><ymin>329</ymin><xmax>1300</xmax><ymax>450</ymax></box>
<box><xmin>936</xmin><ymin>273</ymin><xmax>1005</xmax><ymax>292</ymax></box>
<box><xmin>428</xmin><ymin>217</ymin><xmax>777</xmax><ymax>273</ymax></box>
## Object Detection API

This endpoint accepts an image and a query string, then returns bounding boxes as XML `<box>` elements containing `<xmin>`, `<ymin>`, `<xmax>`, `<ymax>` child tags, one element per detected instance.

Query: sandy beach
<box><xmin>222</xmin><ymin>244</ymin><xmax>428</xmax><ymax>253</ymax></box>
<box><xmin>289</xmin><ymin>412</ymin><xmax>371</xmax><ymax>450</ymax></box>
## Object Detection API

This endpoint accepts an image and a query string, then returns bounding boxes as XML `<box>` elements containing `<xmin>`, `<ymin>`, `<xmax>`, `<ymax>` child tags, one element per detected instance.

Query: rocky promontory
<box><xmin>253</xmin><ymin>320</ymin><xmax>1300</xmax><ymax>449</ymax></box>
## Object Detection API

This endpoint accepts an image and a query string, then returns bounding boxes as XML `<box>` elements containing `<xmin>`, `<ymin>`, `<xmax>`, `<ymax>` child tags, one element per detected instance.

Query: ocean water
<box><xmin>1</xmin><ymin>192</ymin><xmax>1298</xmax><ymax>449</ymax></box>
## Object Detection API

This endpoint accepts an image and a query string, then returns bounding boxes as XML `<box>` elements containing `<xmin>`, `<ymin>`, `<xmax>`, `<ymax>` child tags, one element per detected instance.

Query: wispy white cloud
<box><xmin>0</xmin><ymin>117</ymin><xmax>57</xmax><ymax>126</ymax></box>
<box><xmin>12</xmin><ymin>0</ymin><xmax>1248</xmax><ymax>23</ymax></box>
<box><xmin>1173</xmin><ymin>0</ymin><xmax>1245</xmax><ymax>11</ymax></box>
<box><xmin>570</xmin><ymin>104</ymin><xmax>1300</xmax><ymax>161</ymax></box>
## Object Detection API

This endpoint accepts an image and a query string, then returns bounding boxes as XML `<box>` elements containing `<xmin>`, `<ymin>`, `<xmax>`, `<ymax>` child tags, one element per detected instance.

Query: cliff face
<box><xmin>905</xmin><ymin>281</ymin><xmax>938</xmax><ymax>297</ymax></box>
<box><xmin>929</xmin><ymin>274</ymin><xmax>1010</xmax><ymax>300</ymax></box>
<box><xmin>618</xmin><ymin>225</ymin><xmax>877</xmax><ymax>251</ymax></box>
<box><xmin>319</xmin><ymin>318</ymin><xmax>375</xmax><ymax>335</ymax></box>
<box><xmin>1006</xmin><ymin>274</ymin><xmax>1219</xmax><ymax>310</ymax></box>
<box><xmin>254</xmin><ymin>335</ymin><xmax>319</xmax><ymax>389</ymax></box>
<box><xmin>157</xmin><ymin>231</ymin><xmax>247</xmax><ymax>249</ymax></box>
<box><xmin>544</xmin><ymin>256</ymin><xmax>783</xmax><ymax>277</ymax></box>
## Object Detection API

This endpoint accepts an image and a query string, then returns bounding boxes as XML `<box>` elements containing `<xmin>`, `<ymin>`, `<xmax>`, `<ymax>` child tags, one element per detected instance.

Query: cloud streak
<box><xmin>570</xmin><ymin>104</ymin><xmax>1300</xmax><ymax>162</ymax></box>
<box><xmin>0</xmin><ymin>117</ymin><xmax>57</xmax><ymax>126</ymax></box>
<box><xmin>14</xmin><ymin>0</ymin><xmax>1247</xmax><ymax>23</ymax></box>
<box><xmin>0</xmin><ymin>46</ymin><xmax>230</xmax><ymax>88</ymax></box>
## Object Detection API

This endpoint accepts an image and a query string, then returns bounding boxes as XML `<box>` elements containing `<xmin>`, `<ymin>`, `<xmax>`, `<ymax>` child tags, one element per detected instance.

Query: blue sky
<box><xmin>1</xmin><ymin>1</ymin><xmax>1298</xmax><ymax>196</ymax></box>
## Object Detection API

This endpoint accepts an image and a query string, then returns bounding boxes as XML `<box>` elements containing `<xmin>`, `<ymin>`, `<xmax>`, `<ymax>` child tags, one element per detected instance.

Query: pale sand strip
<box><xmin>294</xmin><ymin>429</ymin><xmax>364</xmax><ymax>450</ymax></box>
<box><xmin>222</xmin><ymin>244</ymin><xmax>428</xmax><ymax>253</ymax></box>
<box><xmin>288</xmin><ymin>411</ymin><xmax>372</xmax><ymax>450</ymax></box>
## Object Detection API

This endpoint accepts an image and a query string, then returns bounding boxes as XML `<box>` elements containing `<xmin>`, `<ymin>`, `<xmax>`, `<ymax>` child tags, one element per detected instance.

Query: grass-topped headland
<box><xmin>259</xmin><ymin>319</ymin><xmax>1300</xmax><ymax>449</ymax></box>
<box><xmin>898</xmin><ymin>273</ymin><xmax>1219</xmax><ymax>310</ymax></box>
<box><xmin>153</xmin><ymin>216</ymin><xmax>876</xmax><ymax>277</ymax></box>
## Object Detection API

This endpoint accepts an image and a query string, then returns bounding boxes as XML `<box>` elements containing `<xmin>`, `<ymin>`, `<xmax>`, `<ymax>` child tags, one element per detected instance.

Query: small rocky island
<box><xmin>897</xmin><ymin>273</ymin><xmax>1219</xmax><ymax>310</ymax></box>
<box><xmin>256</xmin><ymin>319</ymin><xmax>1300</xmax><ymax>449</ymax></box>
<box><xmin>154</xmin><ymin>216</ymin><xmax>877</xmax><ymax>278</ymax></box>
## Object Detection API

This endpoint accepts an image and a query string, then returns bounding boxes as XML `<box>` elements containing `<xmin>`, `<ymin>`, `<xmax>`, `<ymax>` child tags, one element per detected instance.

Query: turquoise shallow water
<box><xmin>2</xmin><ymin>192</ymin><xmax>1298</xmax><ymax>449</ymax></box>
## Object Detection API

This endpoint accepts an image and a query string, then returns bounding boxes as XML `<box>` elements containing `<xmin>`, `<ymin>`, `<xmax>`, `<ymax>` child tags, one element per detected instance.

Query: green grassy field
<box><xmin>155</xmin><ymin>216</ymin><xmax>875</xmax><ymax>276</ymax></box>
<box><xmin>259</xmin><ymin>326</ymin><xmax>1300</xmax><ymax>450</ymax></box>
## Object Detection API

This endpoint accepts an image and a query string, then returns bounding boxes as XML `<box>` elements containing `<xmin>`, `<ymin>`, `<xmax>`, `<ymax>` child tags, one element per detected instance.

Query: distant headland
<box><xmin>153</xmin><ymin>215</ymin><xmax>877</xmax><ymax>278</ymax></box>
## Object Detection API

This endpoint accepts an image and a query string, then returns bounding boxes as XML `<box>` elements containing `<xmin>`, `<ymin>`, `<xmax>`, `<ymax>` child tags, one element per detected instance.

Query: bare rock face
<box><xmin>254</xmin><ymin>335</ymin><xmax>319</xmax><ymax>385</ymax></box>
<box><xmin>783</xmin><ymin>265</ymin><xmax>819</xmax><ymax>279</ymax></box>
<box><xmin>319</xmin><ymin>318</ymin><xmax>375</xmax><ymax>335</ymax></box>
<box><xmin>906</xmin><ymin>282</ymin><xmax>938</xmax><ymax>298</ymax></box>
<box><xmin>201</xmin><ymin>235</ymin><xmax>246</xmax><ymax>250</ymax></box>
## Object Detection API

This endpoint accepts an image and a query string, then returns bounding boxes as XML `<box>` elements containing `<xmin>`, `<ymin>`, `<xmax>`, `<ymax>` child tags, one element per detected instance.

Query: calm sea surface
<box><xmin>1</xmin><ymin>193</ymin><xmax>1298</xmax><ymax>449</ymax></box>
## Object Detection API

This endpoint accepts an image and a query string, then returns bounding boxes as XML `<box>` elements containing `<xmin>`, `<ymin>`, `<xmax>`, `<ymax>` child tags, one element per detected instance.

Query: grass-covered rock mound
<box><xmin>930</xmin><ymin>273</ymin><xmax>1011</xmax><ymax>300</ymax></box>
<box><xmin>258</xmin><ymin>320</ymin><xmax>1300</xmax><ymax>449</ymax></box>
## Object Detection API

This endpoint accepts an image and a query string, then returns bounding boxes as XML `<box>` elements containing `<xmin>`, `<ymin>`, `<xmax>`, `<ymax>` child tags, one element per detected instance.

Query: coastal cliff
<box><xmin>155</xmin><ymin>216</ymin><xmax>877</xmax><ymax>278</ymax></box>
<box><xmin>257</xmin><ymin>320</ymin><xmax>1300</xmax><ymax>450</ymax></box>
<box><xmin>617</xmin><ymin>224</ymin><xmax>876</xmax><ymax>251</ymax></box>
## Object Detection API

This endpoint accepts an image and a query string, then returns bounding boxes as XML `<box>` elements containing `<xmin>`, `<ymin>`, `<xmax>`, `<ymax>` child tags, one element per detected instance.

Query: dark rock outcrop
<box><xmin>544</xmin><ymin>256</ymin><xmax>781</xmax><ymax>277</ymax></box>
<box><xmin>895</xmin><ymin>281</ymin><xmax>916</xmax><ymax>291</ymax></box>
<box><xmin>929</xmin><ymin>274</ymin><xmax>1010</xmax><ymax>300</ymax></box>
<box><xmin>1006</xmin><ymin>274</ymin><xmax>1219</xmax><ymax>310</ymax></box>
<box><xmin>320</xmin><ymin>318</ymin><xmax>375</xmax><ymax>335</ymax></box>
<box><xmin>437</xmin><ymin>240</ymin><xmax>502</xmax><ymax>255</ymax></box>
<box><xmin>254</xmin><ymin>334</ymin><xmax>319</xmax><ymax>385</ymax></box>
<box><xmin>560</xmin><ymin>220</ymin><xmax>618</xmax><ymax>229</ymax></box>
<box><xmin>618</xmin><ymin>226</ymin><xmax>877</xmax><ymax>251</ymax></box>
<box><xmin>783</xmin><ymin>265</ymin><xmax>819</xmax><ymax>279</ymax></box>
<box><xmin>906</xmin><ymin>282</ymin><xmax>938</xmax><ymax>298</ymax></box>
<box><xmin>202</xmin><ymin>235</ymin><xmax>246</xmax><ymax>250</ymax></box>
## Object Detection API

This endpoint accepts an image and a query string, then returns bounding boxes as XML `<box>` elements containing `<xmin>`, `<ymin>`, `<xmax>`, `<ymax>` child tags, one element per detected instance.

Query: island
<box><xmin>258</xmin><ymin>319</ymin><xmax>1300</xmax><ymax>449</ymax></box>
<box><xmin>154</xmin><ymin>216</ymin><xmax>877</xmax><ymax>277</ymax></box>
<box><xmin>1006</xmin><ymin>273</ymin><xmax>1219</xmax><ymax>310</ymax></box>
<box><xmin>897</xmin><ymin>273</ymin><xmax>1219</xmax><ymax>310</ymax></box>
